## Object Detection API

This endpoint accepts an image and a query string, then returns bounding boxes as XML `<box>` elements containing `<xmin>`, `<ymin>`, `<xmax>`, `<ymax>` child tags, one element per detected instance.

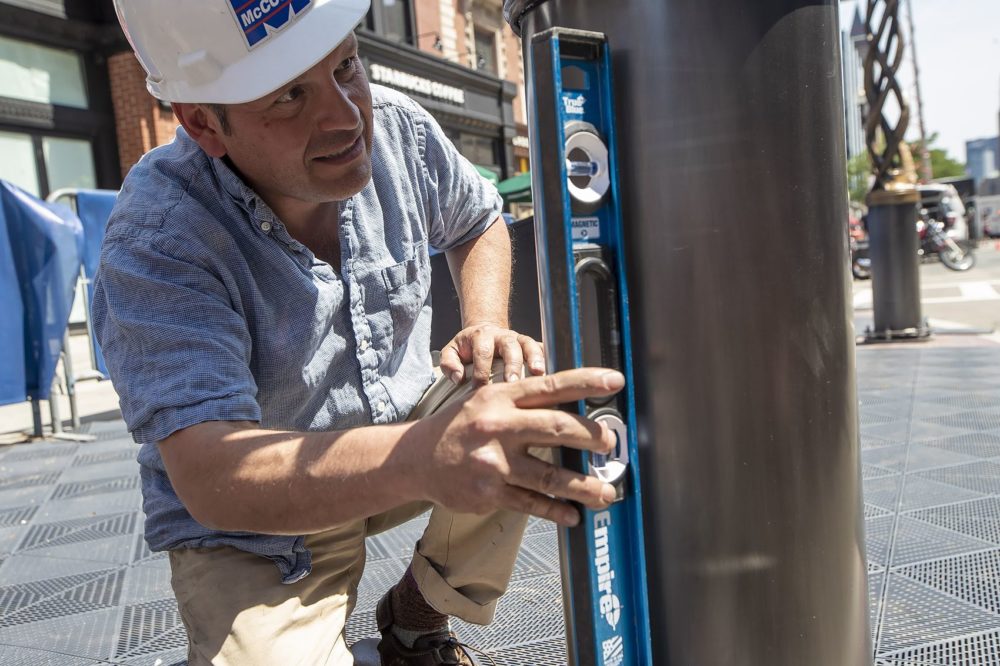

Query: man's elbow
<box><xmin>158</xmin><ymin>423</ymin><xmax>239</xmax><ymax>531</ymax></box>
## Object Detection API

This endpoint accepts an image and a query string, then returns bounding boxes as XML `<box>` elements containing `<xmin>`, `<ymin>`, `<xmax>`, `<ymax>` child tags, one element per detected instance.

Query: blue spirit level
<box><xmin>526</xmin><ymin>29</ymin><xmax>652</xmax><ymax>666</ymax></box>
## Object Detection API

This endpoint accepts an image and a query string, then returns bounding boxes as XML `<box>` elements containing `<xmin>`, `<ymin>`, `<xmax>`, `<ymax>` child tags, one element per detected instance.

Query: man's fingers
<box><xmin>508</xmin><ymin>455</ymin><xmax>616</xmax><ymax>510</ymax></box>
<box><xmin>439</xmin><ymin>344</ymin><xmax>466</xmax><ymax>384</ymax></box>
<box><xmin>507</xmin><ymin>367</ymin><xmax>625</xmax><ymax>409</ymax></box>
<box><xmin>520</xmin><ymin>335</ymin><xmax>546</xmax><ymax>376</ymax></box>
<box><xmin>498</xmin><ymin>334</ymin><xmax>524</xmax><ymax>383</ymax></box>
<box><xmin>471</xmin><ymin>331</ymin><xmax>496</xmax><ymax>385</ymax></box>
<box><xmin>499</xmin><ymin>484</ymin><xmax>580</xmax><ymax>527</ymax></box>
<box><xmin>506</xmin><ymin>409</ymin><xmax>614</xmax><ymax>453</ymax></box>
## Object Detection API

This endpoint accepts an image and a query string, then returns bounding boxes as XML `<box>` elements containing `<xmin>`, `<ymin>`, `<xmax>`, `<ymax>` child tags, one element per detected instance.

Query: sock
<box><xmin>389</xmin><ymin>567</ymin><xmax>450</xmax><ymax>648</ymax></box>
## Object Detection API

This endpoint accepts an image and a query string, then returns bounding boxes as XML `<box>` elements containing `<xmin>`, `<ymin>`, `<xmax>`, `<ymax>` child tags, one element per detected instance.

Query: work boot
<box><xmin>375</xmin><ymin>591</ymin><xmax>492</xmax><ymax>665</ymax></box>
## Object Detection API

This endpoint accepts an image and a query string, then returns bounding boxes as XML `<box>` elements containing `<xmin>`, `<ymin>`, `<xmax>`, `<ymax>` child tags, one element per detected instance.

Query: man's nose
<box><xmin>315</xmin><ymin>75</ymin><xmax>361</xmax><ymax>133</ymax></box>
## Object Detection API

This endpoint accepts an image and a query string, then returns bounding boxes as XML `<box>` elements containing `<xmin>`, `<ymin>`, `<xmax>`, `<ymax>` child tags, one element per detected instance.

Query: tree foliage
<box><xmin>908</xmin><ymin>132</ymin><xmax>967</xmax><ymax>180</ymax></box>
<box><xmin>847</xmin><ymin>133</ymin><xmax>967</xmax><ymax>203</ymax></box>
<box><xmin>847</xmin><ymin>153</ymin><xmax>872</xmax><ymax>203</ymax></box>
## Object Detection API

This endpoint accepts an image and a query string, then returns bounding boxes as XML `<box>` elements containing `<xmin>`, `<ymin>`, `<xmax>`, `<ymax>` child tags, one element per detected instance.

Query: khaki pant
<box><xmin>169</xmin><ymin>364</ymin><xmax>531</xmax><ymax>666</ymax></box>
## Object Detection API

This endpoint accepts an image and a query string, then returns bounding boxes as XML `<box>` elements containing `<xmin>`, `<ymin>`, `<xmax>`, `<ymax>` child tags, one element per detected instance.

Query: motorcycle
<box><xmin>850</xmin><ymin>236</ymin><xmax>871</xmax><ymax>280</ymax></box>
<box><xmin>918</xmin><ymin>216</ymin><xmax>976</xmax><ymax>272</ymax></box>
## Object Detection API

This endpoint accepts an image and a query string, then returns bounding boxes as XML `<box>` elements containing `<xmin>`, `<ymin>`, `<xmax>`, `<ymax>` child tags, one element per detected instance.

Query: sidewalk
<box><xmin>2</xmin><ymin>339</ymin><xmax>1000</xmax><ymax>664</ymax></box>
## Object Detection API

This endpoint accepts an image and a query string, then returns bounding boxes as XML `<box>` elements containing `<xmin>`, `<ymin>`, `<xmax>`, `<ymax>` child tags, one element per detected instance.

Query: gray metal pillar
<box><xmin>861</xmin><ymin>1</ymin><xmax>929</xmax><ymax>343</ymax></box>
<box><xmin>509</xmin><ymin>1</ymin><xmax>871</xmax><ymax>664</ymax></box>
<box><xmin>866</xmin><ymin>190</ymin><xmax>928</xmax><ymax>339</ymax></box>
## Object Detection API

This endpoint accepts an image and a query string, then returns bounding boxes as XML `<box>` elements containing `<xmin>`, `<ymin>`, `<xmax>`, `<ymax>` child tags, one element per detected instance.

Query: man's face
<box><xmin>210</xmin><ymin>33</ymin><xmax>374</xmax><ymax>210</ymax></box>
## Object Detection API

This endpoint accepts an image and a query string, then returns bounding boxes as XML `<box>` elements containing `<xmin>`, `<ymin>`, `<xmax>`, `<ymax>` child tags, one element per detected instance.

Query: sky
<box><xmin>839</xmin><ymin>0</ymin><xmax>1000</xmax><ymax>164</ymax></box>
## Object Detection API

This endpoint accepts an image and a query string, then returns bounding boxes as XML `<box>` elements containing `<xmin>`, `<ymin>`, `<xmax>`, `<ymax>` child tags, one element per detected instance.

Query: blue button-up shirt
<box><xmin>92</xmin><ymin>85</ymin><xmax>502</xmax><ymax>583</ymax></box>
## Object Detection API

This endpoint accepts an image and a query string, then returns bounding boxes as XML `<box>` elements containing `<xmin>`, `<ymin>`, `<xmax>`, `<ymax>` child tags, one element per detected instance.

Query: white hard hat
<box><xmin>114</xmin><ymin>0</ymin><xmax>371</xmax><ymax>104</ymax></box>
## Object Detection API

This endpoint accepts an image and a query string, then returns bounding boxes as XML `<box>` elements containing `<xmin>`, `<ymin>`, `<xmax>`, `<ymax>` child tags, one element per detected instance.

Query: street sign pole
<box><xmin>527</xmin><ymin>29</ymin><xmax>652</xmax><ymax>666</ymax></box>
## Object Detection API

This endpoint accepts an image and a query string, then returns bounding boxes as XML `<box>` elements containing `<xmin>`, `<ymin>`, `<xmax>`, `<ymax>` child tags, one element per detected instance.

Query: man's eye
<box><xmin>336</xmin><ymin>57</ymin><xmax>356</xmax><ymax>75</ymax></box>
<box><xmin>275</xmin><ymin>86</ymin><xmax>304</xmax><ymax>104</ymax></box>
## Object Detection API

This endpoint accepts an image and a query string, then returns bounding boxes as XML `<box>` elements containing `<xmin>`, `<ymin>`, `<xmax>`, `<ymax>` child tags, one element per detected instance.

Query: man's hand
<box><xmin>440</xmin><ymin>323</ymin><xmax>545</xmax><ymax>386</ymax></box>
<box><xmin>407</xmin><ymin>367</ymin><xmax>623</xmax><ymax>527</ymax></box>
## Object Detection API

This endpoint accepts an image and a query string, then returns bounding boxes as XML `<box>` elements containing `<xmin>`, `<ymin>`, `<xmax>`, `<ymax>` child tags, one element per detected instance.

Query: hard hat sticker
<box><xmin>228</xmin><ymin>0</ymin><xmax>313</xmax><ymax>49</ymax></box>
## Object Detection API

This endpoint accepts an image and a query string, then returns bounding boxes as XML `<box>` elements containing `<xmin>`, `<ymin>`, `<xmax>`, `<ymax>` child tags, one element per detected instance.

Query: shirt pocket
<box><xmin>381</xmin><ymin>244</ymin><xmax>430</xmax><ymax>349</ymax></box>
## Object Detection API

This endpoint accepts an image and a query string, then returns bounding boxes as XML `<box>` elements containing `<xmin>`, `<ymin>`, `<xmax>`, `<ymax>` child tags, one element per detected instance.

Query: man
<box><xmin>94</xmin><ymin>1</ymin><xmax>621</xmax><ymax>664</ymax></box>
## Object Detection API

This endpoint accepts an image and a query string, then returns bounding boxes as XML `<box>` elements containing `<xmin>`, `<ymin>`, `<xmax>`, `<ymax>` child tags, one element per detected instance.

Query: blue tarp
<box><xmin>0</xmin><ymin>199</ymin><xmax>26</xmax><ymax>406</ymax></box>
<box><xmin>75</xmin><ymin>189</ymin><xmax>117</xmax><ymax>377</ymax></box>
<box><xmin>1</xmin><ymin>181</ymin><xmax>84</xmax><ymax>400</ymax></box>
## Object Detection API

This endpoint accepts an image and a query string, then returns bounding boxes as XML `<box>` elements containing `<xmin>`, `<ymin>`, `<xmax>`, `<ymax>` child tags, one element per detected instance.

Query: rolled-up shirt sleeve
<box><xmin>92</xmin><ymin>232</ymin><xmax>260</xmax><ymax>443</ymax></box>
<box><xmin>419</xmin><ymin>108</ymin><xmax>504</xmax><ymax>252</ymax></box>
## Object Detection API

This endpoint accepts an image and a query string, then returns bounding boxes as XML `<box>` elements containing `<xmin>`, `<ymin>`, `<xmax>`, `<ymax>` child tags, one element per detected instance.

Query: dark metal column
<box><xmin>507</xmin><ymin>1</ymin><xmax>872</xmax><ymax>664</ymax></box>
<box><xmin>862</xmin><ymin>0</ymin><xmax>928</xmax><ymax>341</ymax></box>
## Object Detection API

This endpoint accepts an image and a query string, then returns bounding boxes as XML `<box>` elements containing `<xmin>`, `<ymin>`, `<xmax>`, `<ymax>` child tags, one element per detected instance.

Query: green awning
<box><xmin>475</xmin><ymin>165</ymin><xmax>500</xmax><ymax>185</ymax></box>
<box><xmin>497</xmin><ymin>171</ymin><xmax>532</xmax><ymax>204</ymax></box>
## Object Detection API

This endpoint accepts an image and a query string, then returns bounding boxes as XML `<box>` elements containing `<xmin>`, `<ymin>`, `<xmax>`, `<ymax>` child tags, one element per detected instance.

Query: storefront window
<box><xmin>460</xmin><ymin>133</ymin><xmax>499</xmax><ymax>174</ymax></box>
<box><xmin>366</xmin><ymin>0</ymin><xmax>413</xmax><ymax>45</ymax></box>
<box><xmin>0</xmin><ymin>130</ymin><xmax>40</xmax><ymax>196</ymax></box>
<box><xmin>475</xmin><ymin>30</ymin><xmax>497</xmax><ymax>75</ymax></box>
<box><xmin>0</xmin><ymin>35</ymin><xmax>88</xmax><ymax>108</ymax></box>
<box><xmin>42</xmin><ymin>137</ymin><xmax>96</xmax><ymax>191</ymax></box>
<box><xmin>0</xmin><ymin>130</ymin><xmax>96</xmax><ymax>198</ymax></box>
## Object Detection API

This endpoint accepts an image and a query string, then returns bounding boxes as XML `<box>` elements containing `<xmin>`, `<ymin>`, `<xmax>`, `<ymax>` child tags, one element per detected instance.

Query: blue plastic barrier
<box><xmin>1</xmin><ymin>181</ymin><xmax>84</xmax><ymax>400</ymax></box>
<box><xmin>0</xmin><ymin>201</ymin><xmax>26</xmax><ymax>406</ymax></box>
<box><xmin>74</xmin><ymin>189</ymin><xmax>118</xmax><ymax>377</ymax></box>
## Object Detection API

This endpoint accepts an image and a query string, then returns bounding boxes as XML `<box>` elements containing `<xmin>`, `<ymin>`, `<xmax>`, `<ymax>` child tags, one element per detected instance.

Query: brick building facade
<box><xmin>0</xmin><ymin>0</ymin><xmax>529</xmax><ymax>196</ymax></box>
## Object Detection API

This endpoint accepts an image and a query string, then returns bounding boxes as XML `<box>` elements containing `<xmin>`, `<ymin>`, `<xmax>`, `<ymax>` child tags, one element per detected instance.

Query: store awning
<box><xmin>497</xmin><ymin>171</ymin><xmax>532</xmax><ymax>204</ymax></box>
<box><xmin>475</xmin><ymin>165</ymin><xmax>500</xmax><ymax>185</ymax></box>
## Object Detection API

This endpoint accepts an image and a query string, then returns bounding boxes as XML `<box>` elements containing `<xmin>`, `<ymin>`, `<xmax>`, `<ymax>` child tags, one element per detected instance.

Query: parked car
<box><xmin>918</xmin><ymin>183</ymin><xmax>968</xmax><ymax>240</ymax></box>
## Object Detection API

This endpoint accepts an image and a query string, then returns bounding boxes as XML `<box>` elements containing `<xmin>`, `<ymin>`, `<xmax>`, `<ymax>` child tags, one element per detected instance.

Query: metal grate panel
<box><xmin>0</xmin><ymin>505</ymin><xmax>38</xmax><ymax>528</ymax></box>
<box><xmin>861</xmin><ymin>413</ymin><xmax>898</xmax><ymax>427</ymax></box>
<box><xmin>0</xmin><ymin>644</ymin><xmax>96</xmax><ymax>665</ymax></box>
<box><xmin>865</xmin><ymin>476</ymin><xmax>904</xmax><ymax>511</ymax></box>
<box><xmin>896</xmin><ymin>549</ymin><xmax>1000</xmax><ymax>615</ymax></box>
<box><xmin>866</xmin><ymin>503</ymin><xmax>893</xmax><ymax>519</ymax></box>
<box><xmin>916</xmin><ymin>461</ymin><xmax>1000</xmax><ymax>496</ymax></box>
<box><xmin>50</xmin><ymin>475</ymin><xmax>140</xmax><ymax>500</ymax></box>
<box><xmin>489</xmin><ymin>637</ymin><xmax>567</xmax><ymax>665</ymax></box>
<box><xmin>903</xmin><ymin>444</ymin><xmax>981</xmax><ymax>472</ymax></box>
<box><xmin>863</xmin><ymin>464</ymin><xmax>897</xmax><ymax>481</ymax></box>
<box><xmin>922</xmin><ymin>433</ymin><xmax>1000</xmax><ymax>460</ymax></box>
<box><xmin>908</xmin><ymin>421</ymin><xmax>972</xmax><ymax>443</ymax></box>
<box><xmin>0</xmin><ymin>568</ymin><xmax>124</xmax><ymax>628</ymax></box>
<box><xmin>353</xmin><ymin>557</ymin><xmax>406</xmax><ymax>612</ymax></box>
<box><xmin>510</xmin><ymin>532</ymin><xmax>559</xmax><ymax>581</ymax></box>
<box><xmin>888</xmin><ymin>517</ymin><xmax>995</xmax><ymax>567</ymax></box>
<box><xmin>863</xmin><ymin>446</ymin><xmax>907</xmax><ymax>472</ymax></box>
<box><xmin>939</xmin><ymin>393</ymin><xmax>1000</xmax><ymax>410</ymax></box>
<box><xmin>927</xmin><ymin>410</ymin><xmax>1000</xmax><ymax>433</ymax></box>
<box><xmin>72</xmin><ymin>449</ymin><xmax>135</xmax><ymax>467</ymax></box>
<box><xmin>907</xmin><ymin>497</ymin><xmax>1000</xmax><ymax>546</ymax></box>
<box><xmin>131</xmin><ymin>529</ymin><xmax>168</xmax><ymax>565</ymax></box>
<box><xmin>899</xmin><ymin>476</ymin><xmax>987</xmax><ymax>512</ymax></box>
<box><xmin>18</xmin><ymin>513</ymin><xmax>137</xmax><ymax>552</ymax></box>
<box><xmin>0</xmin><ymin>471</ymin><xmax>61</xmax><ymax>492</ymax></box>
<box><xmin>876</xmin><ymin>574</ymin><xmax>1000</xmax><ymax>654</ymax></box>
<box><xmin>2</xmin><ymin>444</ymin><xmax>78</xmax><ymax>463</ymax></box>
<box><xmin>881</xmin><ymin>629</ymin><xmax>1000</xmax><ymax>666</ymax></box>
<box><xmin>115</xmin><ymin>597</ymin><xmax>188</xmax><ymax>659</ymax></box>
<box><xmin>80</xmin><ymin>421</ymin><xmax>132</xmax><ymax>442</ymax></box>
<box><xmin>866</xmin><ymin>516</ymin><xmax>895</xmax><ymax>568</ymax></box>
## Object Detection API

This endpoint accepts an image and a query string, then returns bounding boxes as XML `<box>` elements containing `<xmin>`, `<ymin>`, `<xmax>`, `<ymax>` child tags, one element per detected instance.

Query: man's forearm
<box><xmin>159</xmin><ymin>420</ymin><xmax>425</xmax><ymax>534</ymax></box>
<box><xmin>446</xmin><ymin>217</ymin><xmax>512</xmax><ymax>327</ymax></box>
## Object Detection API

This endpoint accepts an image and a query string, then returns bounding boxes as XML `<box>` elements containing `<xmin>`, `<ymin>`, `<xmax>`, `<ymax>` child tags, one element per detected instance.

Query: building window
<box><xmin>459</xmin><ymin>132</ymin><xmax>499</xmax><ymax>172</ymax></box>
<box><xmin>474</xmin><ymin>29</ymin><xmax>497</xmax><ymax>75</ymax></box>
<box><xmin>0</xmin><ymin>130</ymin><xmax>39</xmax><ymax>196</ymax></box>
<box><xmin>366</xmin><ymin>0</ymin><xmax>414</xmax><ymax>45</ymax></box>
<box><xmin>42</xmin><ymin>136</ymin><xmax>98</xmax><ymax>191</ymax></box>
<box><xmin>0</xmin><ymin>35</ymin><xmax>88</xmax><ymax>108</ymax></box>
<box><xmin>0</xmin><ymin>130</ymin><xmax>96</xmax><ymax>198</ymax></box>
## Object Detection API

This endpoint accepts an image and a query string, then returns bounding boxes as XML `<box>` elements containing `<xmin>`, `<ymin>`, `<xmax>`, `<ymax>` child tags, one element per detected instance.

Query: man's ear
<box><xmin>172</xmin><ymin>103</ymin><xmax>228</xmax><ymax>158</ymax></box>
